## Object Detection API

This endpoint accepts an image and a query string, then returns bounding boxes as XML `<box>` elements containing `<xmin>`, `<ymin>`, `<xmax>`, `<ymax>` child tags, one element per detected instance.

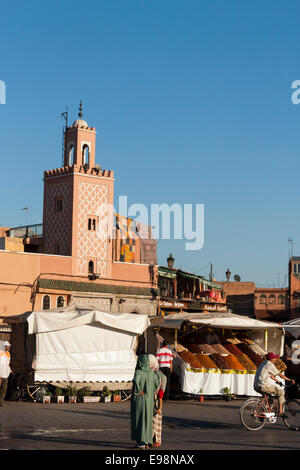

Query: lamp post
<box><xmin>226</xmin><ymin>268</ymin><xmax>231</xmax><ymax>281</ymax></box>
<box><xmin>167</xmin><ymin>253</ymin><xmax>175</xmax><ymax>269</ymax></box>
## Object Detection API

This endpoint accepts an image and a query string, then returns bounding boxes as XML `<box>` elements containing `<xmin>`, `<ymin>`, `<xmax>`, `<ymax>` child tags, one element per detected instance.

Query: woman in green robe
<box><xmin>131</xmin><ymin>354</ymin><xmax>160</xmax><ymax>448</ymax></box>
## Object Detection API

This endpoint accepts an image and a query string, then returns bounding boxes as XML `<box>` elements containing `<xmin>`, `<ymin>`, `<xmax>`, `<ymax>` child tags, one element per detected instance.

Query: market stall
<box><xmin>151</xmin><ymin>311</ymin><xmax>285</xmax><ymax>397</ymax></box>
<box><xmin>2</xmin><ymin>305</ymin><xmax>150</xmax><ymax>387</ymax></box>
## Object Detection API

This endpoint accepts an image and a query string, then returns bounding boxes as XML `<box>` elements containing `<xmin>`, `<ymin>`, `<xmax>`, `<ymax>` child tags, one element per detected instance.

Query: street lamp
<box><xmin>167</xmin><ymin>253</ymin><xmax>175</xmax><ymax>269</ymax></box>
<box><xmin>226</xmin><ymin>268</ymin><xmax>231</xmax><ymax>281</ymax></box>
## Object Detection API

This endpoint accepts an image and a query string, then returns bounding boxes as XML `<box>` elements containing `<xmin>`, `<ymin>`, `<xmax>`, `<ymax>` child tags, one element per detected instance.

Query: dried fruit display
<box><xmin>223</xmin><ymin>343</ymin><xmax>243</xmax><ymax>355</ymax></box>
<box><xmin>175</xmin><ymin>343</ymin><xmax>187</xmax><ymax>353</ymax></box>
<box><xmin>249</xmin><ymin>343</ymin><xmax>267</xmax><ymax>357</ymax></box>
<box><xmin>210</xmin><ymin>354</ymin><xmax>230</xmax><ymax>370</ymax></box>
<box><xmin>194</xmin><ymin>353</ymin><xmax>218</xmax><ymax>369</ymax></box>
<box><xmin>178</xmin><ymin>350</ymin><xmax>203</xmax><ymax>369</ymax></box>
<box><xmin>234</xmin><ymin>343</ymin><xmax>264</xmax><ymax>367</ymax></box>
<box><xmin>226</xmin><ymin>337</ymin><xmax>241</xmax><ymax>344</ymax></box>
<box><xmin>235</xmin><ymin>353</ymin><xmax>257</xmax><ymax>371</ymax></box>
<box><xmin>211</xmin><ymin>343</ymin><xmax>229</xmax><ymax>355</ymax></box>
<box><xmin>242</xmin><ymin>338</ymin><xmax>254</xmax><ymax>345</ymax></box>
<box><xmin>197</xmin><ymin>344</ymin><xmax>216</xmax><ymax>354</ymax></box>
<box><xmin>224</xmin><ymin>354</ymin><xmax>246</xmax><ymax>371</ymax></box>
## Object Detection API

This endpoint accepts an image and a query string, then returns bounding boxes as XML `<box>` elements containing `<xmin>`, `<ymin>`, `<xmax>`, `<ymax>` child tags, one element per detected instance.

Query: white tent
<box><xmin>26</xmin><ymin>305</ymin><xmax>150</xmax><ymax>383</ymax></box>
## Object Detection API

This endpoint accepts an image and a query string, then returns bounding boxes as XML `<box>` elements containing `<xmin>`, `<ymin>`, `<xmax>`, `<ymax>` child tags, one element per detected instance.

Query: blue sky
<box><xmin>0</xmin><ymin>0</ymin><xmax>300</xmax><ymax>286</ymax></box>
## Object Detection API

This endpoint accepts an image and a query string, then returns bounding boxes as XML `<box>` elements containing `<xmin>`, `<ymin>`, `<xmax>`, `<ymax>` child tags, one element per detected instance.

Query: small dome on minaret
<box><xmin>72</xmin><ymin>101</ymin><xmax>88</xmax><ymax>128</ymax></box>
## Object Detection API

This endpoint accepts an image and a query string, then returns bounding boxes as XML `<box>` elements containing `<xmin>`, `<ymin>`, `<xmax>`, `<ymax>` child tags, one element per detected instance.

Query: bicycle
<box><xmin>240</xmin><ymin>384</ymin><xmax>300</xmax><ymax>431</ymax></box>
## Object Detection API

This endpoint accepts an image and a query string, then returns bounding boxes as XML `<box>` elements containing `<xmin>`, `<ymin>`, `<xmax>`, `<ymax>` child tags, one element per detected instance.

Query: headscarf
<box><xmin>136</xmin><ymin>354</ymin><xmax>150</xmax><ymax>371</ymax></box>
<box><xmin>148</xmin><ymin>354</ymin><xmax>159</xmax><ymax>372</ymax></box>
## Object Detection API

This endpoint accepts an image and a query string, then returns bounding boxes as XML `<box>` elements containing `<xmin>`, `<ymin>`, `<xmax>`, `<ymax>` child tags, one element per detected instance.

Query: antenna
<box><xmin>21</xmin><ymin>206</ymin><xmax>29</xmax><ymax>226</ymax></box>
<box><xmin>61</xmin><ymin>107</ymin><xmax>69</xmax><ymax>166</ymax></box>
<box><xmin>288</xmin><ymin>238</ymin><xmax>293</xmax><ymax>260</ymax></box>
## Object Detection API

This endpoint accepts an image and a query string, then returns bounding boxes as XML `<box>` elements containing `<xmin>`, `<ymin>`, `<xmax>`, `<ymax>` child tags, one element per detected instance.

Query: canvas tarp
<box><xmin>8</xmin><ymin>306</ymin><xmax>150</xmax><ymax>383</ymax></box>
<box><xmin>151</xmin><ymin>311</ymin><xmax>283</xmax><ymax>330</ymax></box>
<box><xmin>152</xmin><ymin>311</ymin><xmax>285</xmax><ymax>356</ymax></box>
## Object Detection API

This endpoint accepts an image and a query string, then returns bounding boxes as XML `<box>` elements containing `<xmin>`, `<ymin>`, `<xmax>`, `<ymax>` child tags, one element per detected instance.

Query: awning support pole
<box><xmin>265</xmin><ymin>329</ymin><xmax>268</xmax><ymax>352</ymax></box>
<box><xmin>174</xmin><ymin>329</ymin><xmax>178</xmax><ymax>348</ymax></box>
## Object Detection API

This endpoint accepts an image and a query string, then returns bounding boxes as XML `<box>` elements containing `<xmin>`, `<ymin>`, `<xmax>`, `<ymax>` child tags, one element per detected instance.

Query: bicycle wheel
<box><xmin>283</xmin><ymin>400</ymin><xmax>300</xmax><ymax>431</ymax></box>
<box><xmin>240</xmin><ymin>398</ymin><xmax>267</xmax><ymax>431</ymax></box>
<box><xmin>26</xmin><ymin>384</ymin><xmax>49</xmax><ymax>402</ymax></box>
<box><xmin>120</xmin><ymin>389</ymin><xmax>132</xmax><ymax>402</ymax></box>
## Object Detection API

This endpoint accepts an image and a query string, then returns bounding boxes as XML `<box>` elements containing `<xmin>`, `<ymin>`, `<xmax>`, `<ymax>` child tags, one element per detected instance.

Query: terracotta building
<box><xmin>0</xmin><ymin>105</ymin><xmax>158</xmax><ymax>318</ymax></box>
<box><xmin>254</xmin><ymin>287</ymin><xmax>289</xmax><ymax>321</ymax></box>
<box><xmin>289</xmin><ymin>256</ymin><xmax>300</xmax><ymax>320</ymax></box>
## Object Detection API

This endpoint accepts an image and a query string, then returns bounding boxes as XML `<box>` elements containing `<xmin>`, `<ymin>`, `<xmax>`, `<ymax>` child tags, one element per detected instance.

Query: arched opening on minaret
<box><xmin>88</xmin><ymin>260</ymin><xmax>94</xmax><ymax>274</ymax></box>
<box><xmin>82</xmin><ymin>144</ymin><xmax>90</xmax><ymax>167</ymax></box>
<box><xmin>68</xmin><ymin>144</ymin><xmax>74</xmax><ymax>166</ymax></box>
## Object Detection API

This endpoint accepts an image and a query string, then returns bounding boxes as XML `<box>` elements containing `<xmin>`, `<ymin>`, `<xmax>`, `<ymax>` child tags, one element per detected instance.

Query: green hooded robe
<box><xmin>131</xmin><ymin>354</ymin><xmax>160</xmax><ymax>444</ymax></box>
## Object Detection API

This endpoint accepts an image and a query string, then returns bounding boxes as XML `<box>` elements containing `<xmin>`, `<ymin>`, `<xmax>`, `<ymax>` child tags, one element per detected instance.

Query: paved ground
<box><xmin>0</xmin><ymin>398</ymin><xmax>299</xmax><ymax>451</ymax></box>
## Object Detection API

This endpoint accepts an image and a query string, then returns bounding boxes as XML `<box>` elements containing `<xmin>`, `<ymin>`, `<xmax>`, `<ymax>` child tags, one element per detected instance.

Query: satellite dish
<box><xmin>234</xmin><ymin>274</ymin><xmax>241</xmax><ymax>282</ymax></box>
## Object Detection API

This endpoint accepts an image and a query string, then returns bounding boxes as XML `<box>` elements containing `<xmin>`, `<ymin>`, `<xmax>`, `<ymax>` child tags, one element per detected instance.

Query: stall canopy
<box><xmin>4</xmin><ymin>305</ymin><xmax>150</xmax><ymax>383</ymax></box>
<box><xmin>151</xmin><ymin>311</ymin><xmax>284</xmax><ymax>330</ymax></box>
<box><xmin>26</xmin><ymin>305</ymin><xmax>149</xmax><ymax>335</ymax></box>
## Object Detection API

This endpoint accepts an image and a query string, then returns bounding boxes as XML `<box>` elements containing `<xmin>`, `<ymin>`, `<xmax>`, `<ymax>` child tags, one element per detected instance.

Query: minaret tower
<box><xmin>42</xmin><ymin>103</ymin><xmax>114</xmax><ymax>278</ymax></box>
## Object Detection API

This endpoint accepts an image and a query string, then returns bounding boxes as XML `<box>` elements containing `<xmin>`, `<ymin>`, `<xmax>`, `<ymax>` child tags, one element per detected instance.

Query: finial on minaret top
<box><xmin>78</xmin><ymin>101</ymin><xmax>83</xmax><ymax>118</ymax></box>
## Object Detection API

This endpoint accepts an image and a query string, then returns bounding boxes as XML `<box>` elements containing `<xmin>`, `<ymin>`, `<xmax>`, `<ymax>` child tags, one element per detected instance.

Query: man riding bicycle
<box><xmin>253</xmin><ymin>352</ymin><xmax>295</xmax><ymax>417</ymax></box>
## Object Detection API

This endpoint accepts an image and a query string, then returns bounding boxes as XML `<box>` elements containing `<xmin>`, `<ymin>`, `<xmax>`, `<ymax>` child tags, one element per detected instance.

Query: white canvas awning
<box><xmin>27</xmin><ymin>305</ymin><xmax>149</xmax><ymax>335</ymax></box>
<box><xmin>24</xmin><ymin>305</ymin><xmax>150</xmax><ymax>383</ymax></box>
<box><xmin>151</xmin><ymin>311</ymin><xmax>283</xmax><ymax>330</ymax></box>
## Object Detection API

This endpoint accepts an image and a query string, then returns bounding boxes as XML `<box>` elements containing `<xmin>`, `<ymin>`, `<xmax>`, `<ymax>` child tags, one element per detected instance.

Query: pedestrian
<box><xmin>131</xmin><ymin>354</ymin><xmax>160</xmax><ymax>449</ymax></box>
<box><xmin>156</xmin><ymin>340</ymin><xmax>173</xmax><ymax>400</ymax></box>
<box><xmin>0</xmin><ymin>341</ymin><xmax>12</xmax><ymax>406</ymax></box>
<box><xmin>149</xmin><ymin>354</ymin><xmax>167</xmax><ymax>448</ymax></box>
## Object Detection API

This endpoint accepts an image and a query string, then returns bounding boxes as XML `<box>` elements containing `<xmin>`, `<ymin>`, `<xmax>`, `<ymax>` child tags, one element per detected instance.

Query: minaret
<box><xmin>42</xmin><ymin>104</ymin><xmax>114</xmax><ymax>278</ymax></box>
<box><xmin>63</xmin><ymin>101</ymin><xmax>97</xmax><ymax>168</ymax></box>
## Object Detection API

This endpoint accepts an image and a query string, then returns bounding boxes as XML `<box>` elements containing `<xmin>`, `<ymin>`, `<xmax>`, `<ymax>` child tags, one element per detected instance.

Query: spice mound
<box><xmin>178</xmin><ymin>350</ymin><xmax>202</xmax><ymax>369</ymax></box>
<box><xmin>210</xmin><ymin>354</ymin><xmax>230</xmax><ymax>370</ymax></box>
<box><xmin>235</xmin><ymin>353</ymin><xmax>257</xmax><ymax>371</ymax></box>
<box><xmin>224</xmin><ymin>354</ymin><xmax>246</xmax><ymax>371</ymax></box>
<box><xmin>211</xmin><ymin>343</ymin><xmax>229</xmax><ymax>355</ymax></box>
<box><xmin>188</xmin><ymin>343</ymin><xmax>215</xmax><ymax>355</ymax></box>
<box><xmin>223</xmin><ymin>343</ymin><xmax>243</xmax><ymax>355</ymax></box>
<box><xmin>194</xmin><ymin>354</ymin><xmax>218</xmax><ymax>369</ymax></box>
<box><xmin>236</xmin><ymin>343</ymin><xmax>264</xmax><ymax>367</ymax></box>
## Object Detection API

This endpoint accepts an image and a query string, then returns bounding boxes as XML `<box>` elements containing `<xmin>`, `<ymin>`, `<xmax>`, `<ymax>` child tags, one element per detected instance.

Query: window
<box><xmin>269</xmin><ymin>294</ymin><xmax>276</xmax><ymax>305</ymax></box>
<box><xmin>294</xmin><ymin>263</ymin><xmax>300</xmax><ymax>274</ymax></box>
<box><xmin>278</xmin><ymin>294</ymin><xmax>285</xmax><ymax>305</ymax></box>
<box><xmin>68</xmin><ymin>144</ymin><xmax>74</xmax><ymax>165</ymax></box>
<box><xmin>56</xmin><ymin>296</ymin><xmax>65</xmax><ymax>308</ymax></box>
<box><xmin>55</xmin><ymin>198</ymin><xmax>63</xmax><ymax>212</ymax></box>
<box><xmin>259</xmin><ymin>294</ymin><xmax>267</xmax><ymax>304</ymax></box>
<box><xmin>42</xmin><ymin>295</ymin><xmax>51</xmax><ymax>310</ymax></box>
<box><xmin>88</xmin><ymin>260</ymin><xmax>94</xmax><ymax>274</ymax></box>
<box><xmin>88</xmin><ymin>217</ymin><xmax>97</xmax><ymax>231</ymax></box>
<box><xmin>82</xmin><ymin>144</ymin><xmax>90</xmax><ymax>167</ymax></box>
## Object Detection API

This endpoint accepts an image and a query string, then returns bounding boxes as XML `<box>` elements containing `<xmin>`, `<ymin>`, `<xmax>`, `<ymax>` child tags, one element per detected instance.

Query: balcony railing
<box><xmin>7</xmin><ymin>224</ymin><xmax>43</xmax><ymax>239</ymax></box>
